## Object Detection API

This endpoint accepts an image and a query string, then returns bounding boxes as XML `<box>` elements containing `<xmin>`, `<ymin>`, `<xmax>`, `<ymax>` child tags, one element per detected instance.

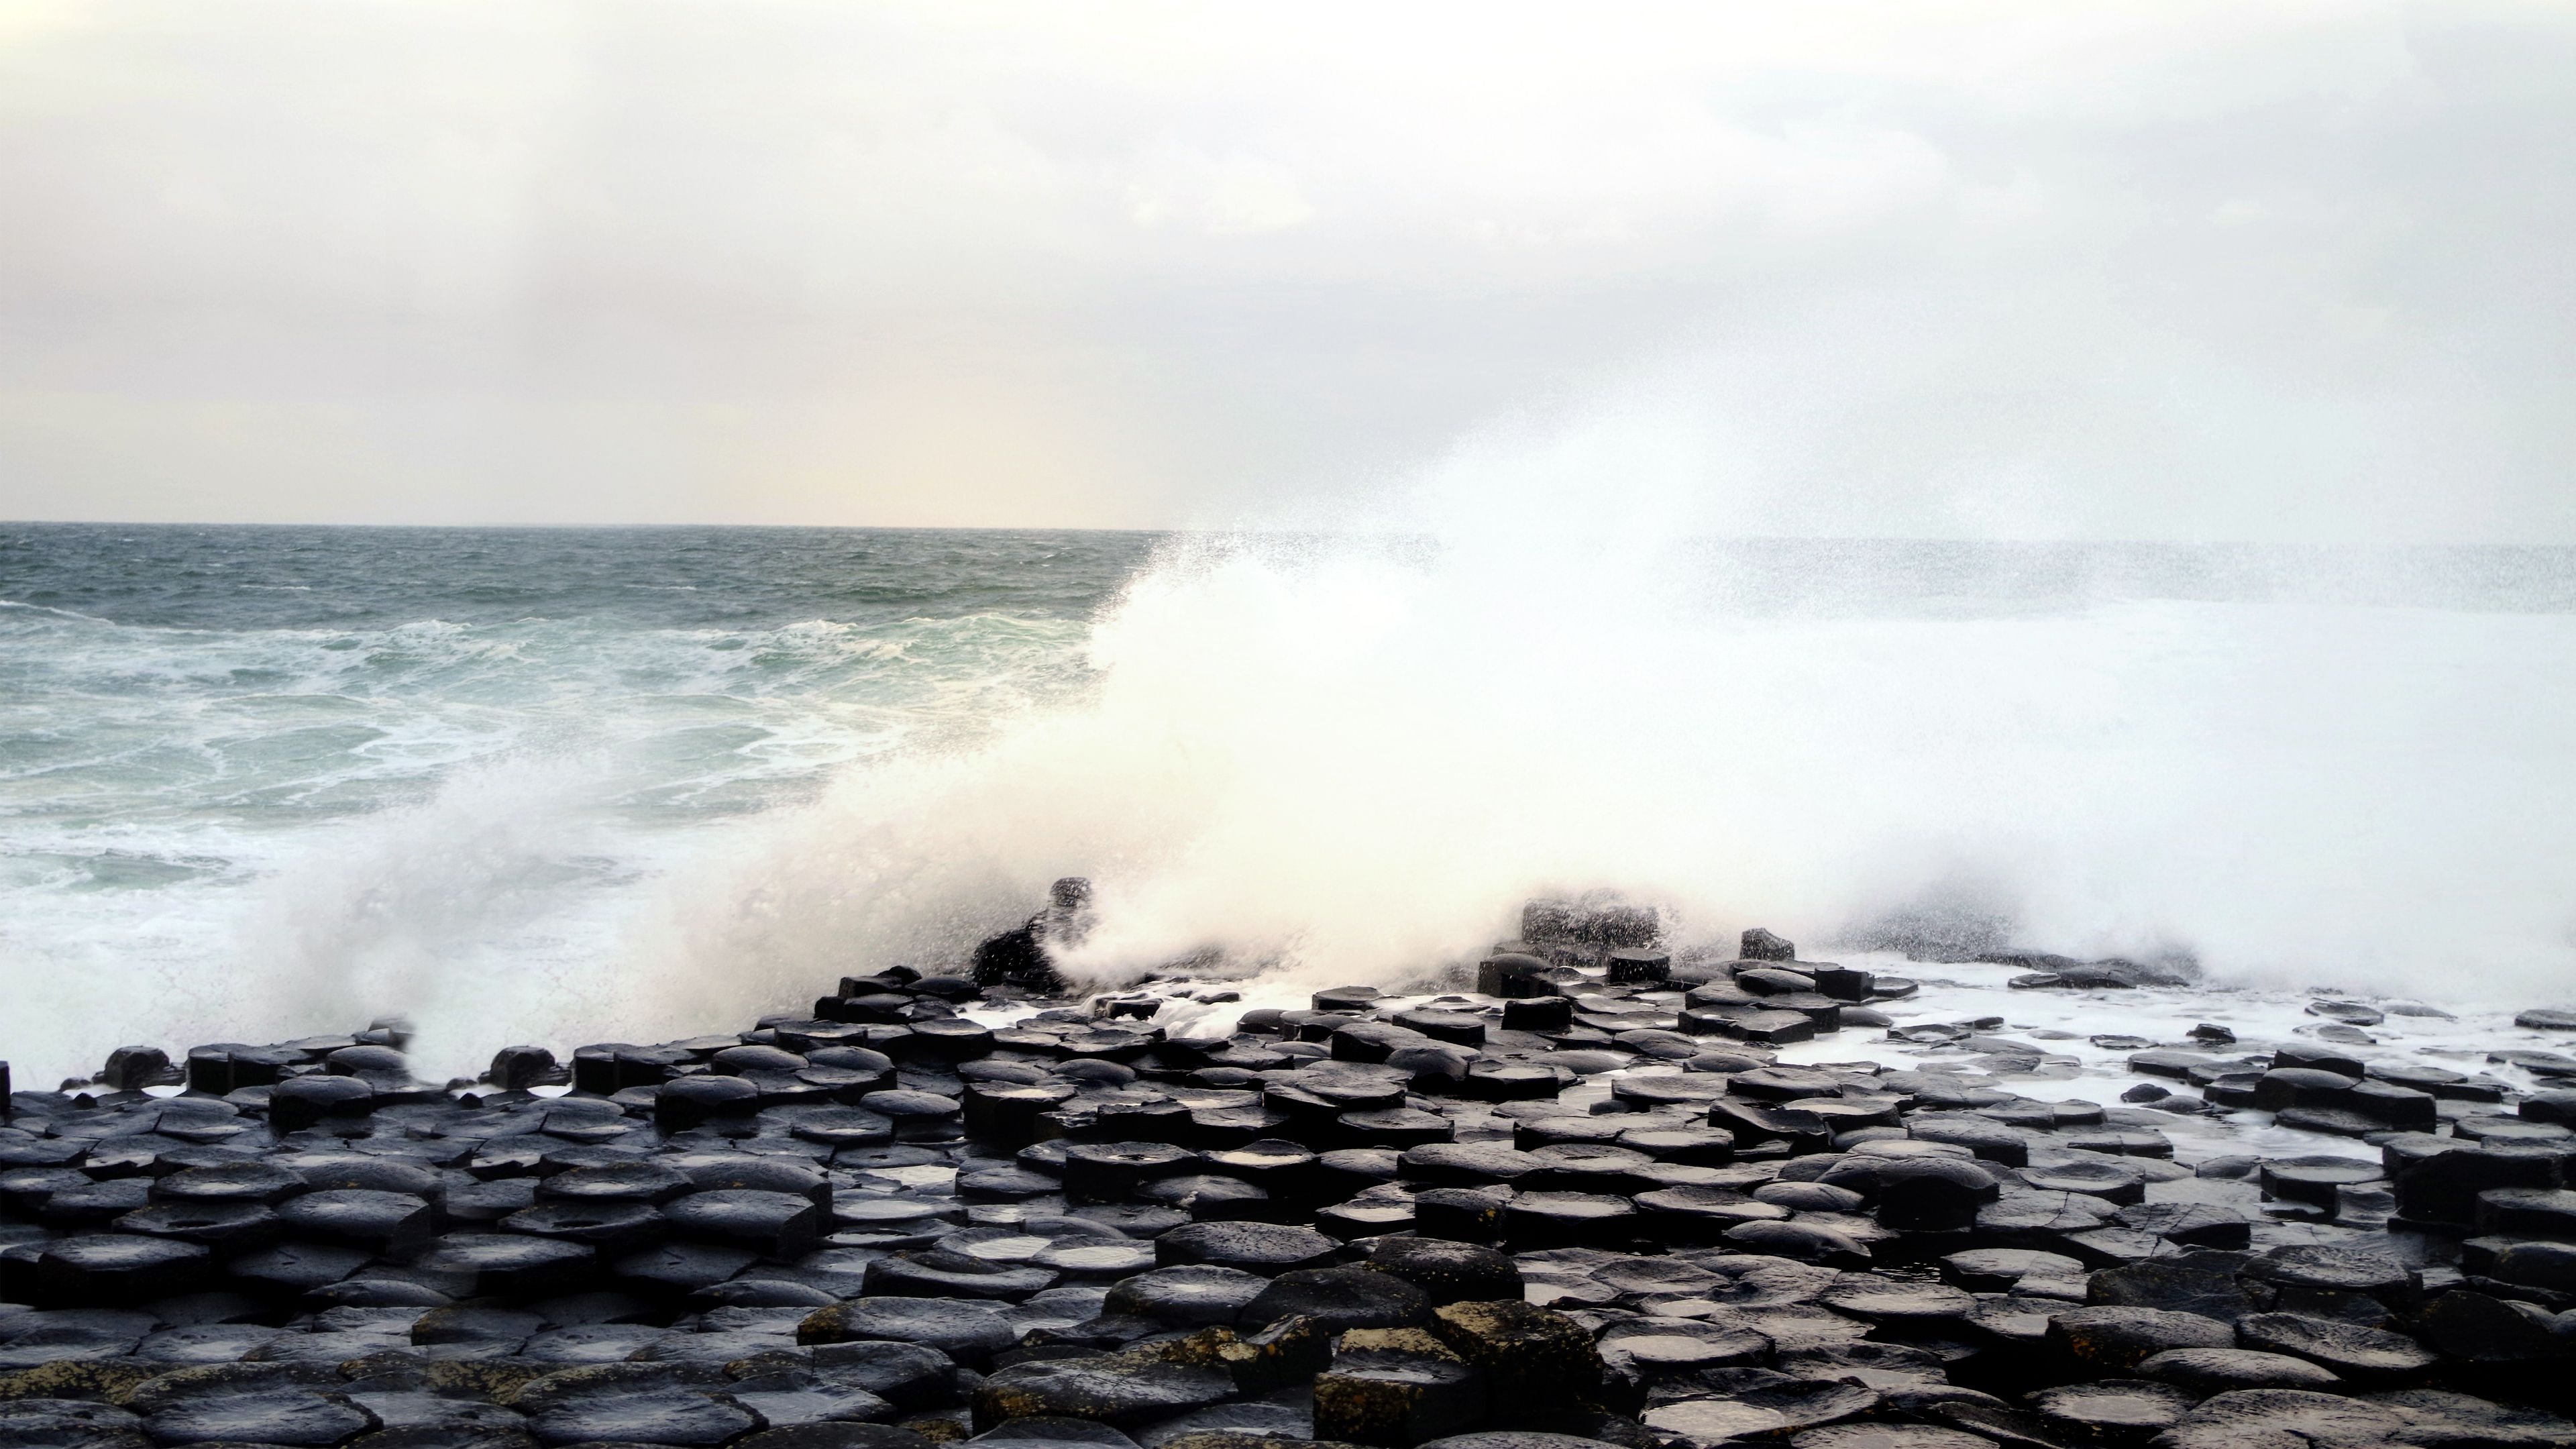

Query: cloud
<box><xmin>0</xmin><ymin>0</ymin><xmax>2570</xmax><ymax>537</ymax></box>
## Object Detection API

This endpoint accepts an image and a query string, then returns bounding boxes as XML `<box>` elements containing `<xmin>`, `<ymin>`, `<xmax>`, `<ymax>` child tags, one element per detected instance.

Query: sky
<box><xmin>0</xmin><ymin>0</ymin><xmax>2571</xmax><ymax>539</ymax></box>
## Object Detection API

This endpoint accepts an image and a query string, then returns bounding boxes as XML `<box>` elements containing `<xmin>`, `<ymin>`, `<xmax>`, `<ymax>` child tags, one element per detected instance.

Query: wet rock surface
<box><xmin>6</xmin><ymin>892</ymin><xmax>2576</xmax><ymax>1448</ymax></box>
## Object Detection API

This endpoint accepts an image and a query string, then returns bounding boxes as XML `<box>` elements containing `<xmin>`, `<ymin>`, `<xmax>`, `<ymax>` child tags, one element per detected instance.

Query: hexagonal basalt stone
<box><xmin>152</xmin><ymin>1162</ymin><xmax>305</xmax><ymax>1207</ymax></box>
<box><xmin>1640</xmin><ymin>1380</ymin><xmax>1880</xmax><ymax>1443</ymax></box>
<box><xmin>1240</xmin><ymin>1267</ymin><xmax>1431</xmax><ymax>1332</ymax></box>
<box><xmin>805</xmin><ymin>1338</ymin><xmax>959</xmax><ymax>1411</ymax></box>
<box><xmin>973</xmin><ymin>1357</ymin><xmax>1236</xmax><ymax>1433</ymax></box>
<box><xmin>611</xmin><ymin>1240</ymin><xmax>760</xmax><ymax>1296</ymax></box>
<box><xmin>1104</xmin><ymin>1267</ymin><xmax>1272</xmax><ymax>1329</ymax></box>
<box><xmin>502</xmin><ymin>1198</ymin><xmax>669</xmax><ymax>1252</ymax></box>
<box><xmin>1631</xmin><ymin>1186</ymin><xmax>1790</xmax><ymax>1244</ymax></box>
<box><xmin>140</xmin><ymin>1388</ymin><xmax>378</xmax><ymax>1447</ymax></box>
<box><xmin>1903</xmin><ymin>1117</ymin><xmax>2031</xmax><ymax>1167</ymax></box>
<box><xmin>1501</xmin><ymin>1192</ymin><xmax>1638</xmax><ymax>1250</ymax></box>
<box><xmin>668</xmin><ymin>1152</ymin><xmax>835</xmax><ymax>1205</ymax></box>
<box><xmin>1050</xmin><ymin>1142</ymin><xmax>1191</xmax><ymax>1204</ymax></box>
<box><xmin>1364</xmin><ymin>1239</ymin><xmax>1521</xmax><ymax>1306</ymax></box>
<box><xmin>1396</xmin><ymin>1144</ymin><xmax>1542</xmax><ymax>1190</ymax></box>
<box><xmin>1038</xmin><ymin>1240</ymin><xmax>1161</xmax><ymax>1280</ymax></box>
<box><xmin>133</xmin><ymin>1323</ymin><xmax>290</xmax><ymax>1364</ymax></box>
<box><xmin>800</xmin><ymin>1297</ymin><xmax>1019</xmax><ymax>1366</ymax></box>
<box><xmin>2233</xmin><ymin>1313</ymin><xmax>2437</xmax><ymax>1380</ymax></box>
<box><xmin>276</xmin><ymin>1188</ymin><xmax>443</xmax><ymax>1256</ymax></box>
<box><xmin>2045</xmin><ymin>1307</ymin><xmax>2233</xmax><ymax>1374</ymax></box>
<box><xmin>1939</xmin><ymin>1248</ymin><xmax>2084</xmax><ymax>1293</ymax></box>
<box><xmin>1815</xmin><ymin>1279</ymin><xmax>1976</xmax><ymax>1330</ymax></box>
<box><xmin>2085</xmin><ymin>1262</ymin><xmax>2257</xmax><ymax>1323</ymax></box>
<box><xmin>1597</xmin><ymin>1318</ymin><xmax>1770</xmax><ymax>1383</ymax></box>
<box><xmin>2364</xmin><ymin>1389</ymin><xmax>2576</xmax><ymax>1449</ymax></box>
<box><xmin>2029</xmin><ymin>1379</ymin><xmax>2195</xmax><ymax>1442</ymax></box>
<box><xmin>510</xmin><ymin>1364</ymin><xmax>763</xmax><ymax>1446</ymax></box>
<box><xmin>864</xmin><ymin>1250</ymin><xmax>1060</xmax><ymax>1301</ymax></box>
<box><xmin>2241</xmin><ymin>1244</ymin><xmax>2416</xmax><ymax>1300</ymax></box>
<box><xmin>114</xmin><ymin>1201</ymin><xmax>282</xmax><ymax>1250</ymax></box>
<box><xmin>287</xmin><ymin>1144</ymin><xmax>443</xmax><ymax>1191</ymax></box>
<box><xmin>0</xmin><ymin>1397</ymin><xmax>149</xmax><ymax>1448</ymax></box>
<box><xmin>1721</xmin><ymin>1220</ymin><xmax>1874</xmax><ymax>1268</ymax></box>
<box><xmin>1155</xmin><ymin>1222</ymin><xmax>1338</xmax><ymax>1277</ymax></box>
<box><xmin>411</xmin><ymin>1233</ymin><xmax>596</xmax><ymax>1297</ymax></box>
<box><xmin>2149</xmin><ymin>1389</ymin><xmax>2410</xmax><ymax>1449</ymax></box>
<box><xmin>2136</xmin><ymin>1348</ymin><xmax>2343</xmax><ymax>1394</ymax></box>
<box><xmin>222</xmin><ymin>1240</ymin><xmax>370</xmax><ymax>1295</ymax></box>
<box><xmin>1789</xmin><ymin>1428</ymin><xmax>1993</xmax><ymax>1449</ymax></box>
<box><xmin>1313</xmin><ymin>1334</ymin><xmax>1484</xmax><ymax>1448</ymax></box>
<box><xmin>665</xmin><ymin>1189</ymin><xmax>824</xmax><ymax>1258</ymax></box>
<box><xmin>34</xmin><ymin>1234</ymin><xmax>210</xmax><ymax>1305</ymax></box>
<box><xmin>861</xmin><ymin>1090</ymin><xmax>965</xmax><ymax>1141</ymax></box>
<box><xmin>540</xmin><ymin>1159</ymin><xmax>694</xmax><ymax>1204</ymax></box>
<box><xmin>1427</xmin><ymin>1300</ymin><xmax>1601</xmax><ymax>1425</ymax></box>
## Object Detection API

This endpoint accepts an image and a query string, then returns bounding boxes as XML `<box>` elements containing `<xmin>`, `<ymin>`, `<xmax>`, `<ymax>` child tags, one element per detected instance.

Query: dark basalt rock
<box><xmin>1741</xmin><ymin>929</ymin><xmax>1797</xmax><ymax>961</ymax></box>
<box><xmin>1428</xmin><ymin>1300</ymin><xmax>1601</xmax><ymax>1425</ymax></box>
<box><xmin>1397</xmin><ymin>1145</ymin><xmax>1542</xmax><ymax>1190</ymax></box>
<box><xmin>612</xmin><ymin>1240</ymin><xmax>759</xmax><ymax>1295</ymax></box>
<box><xmin>1414</xmin><ymin>1434</ymin><xmax>1630</xmax><ymax>1449</ymax></box>
<box><xmin>867</xmin><ymin>1250</ymin><xmax>1061</xmax><ymax>1302</ymax></box>
<box><xmin>2416</xmin><ymin>1290</ymin><xmax>2572</xmax><ymax>1363</ymax></box>
<box><xmin>19</xmin><ymin>890</ymin><xmax>2576</xmax><ymax>1449</ymax></box>
<box><xmin>542</xmin><ymin>1161</ymin><xmax>693</xmax><ymax>1204</ymax></box>
<box><xmin>1155</xmin><ymin>1223</ymin><xmax>1338</xmax><ymax>1277</ymax></box>
<box><xmin>1941</xmin><ymin>1248</ymin><xmax>2085</xmax><ymax>1293</ymax></box>
<box><xmin>152</xmin><ymin>1161</ymin><xmax>304</xmax><ymax>1207</ymax></box>
<box><xmin>2233</xmin><ymin>1313</ymin><xmax>2434</xmax><ymax>1380</ymax></box>
<box><xmin>279</xmin><ymin>1188</ymin><xmax>443</xmax><ymax>1256</ymax></box>
<box><xmin>2135</xmin><ymin>1348</ymin><xmax>2342</xmax><ymax>1393</ymax></box>
<box><xmin>1724</xmin><ymin>1220</ymin><xmax>1874</xmax><ymax>1267</ymax></box>
<box><xmin>508</xmin><ymin>1364</ymin><xmax>761</xmax><ymax>1446</ymax></box>
<box><xmin>973</xmin><ymin>1356</ymin><xmax>1236</xmax><ymax>1433</ymax></box>
<box><xmin>139</xmin><ymin>1387</ymin><xmax>380</xmax><ymax>1446</ymax></box>
<box><xmin>1104</xmin><ymin>1267</ymin><xmax>1272</xmax><ymax>1328</ymax></box>
<box><xmin>1364</xmin><ymin>1239</ymin><xmax>1521</xmax><ymax>1305</ymax></box>
<box><xmin>34</xmin><ymin>1234</ymin><xmax>209</xmax><ymax>1306</ymax></box>
<box><xmin>1640</xmin><ymin>1379</ymin><xmax>1880</xmax><ymax>1442</ymax></box>
<box><xmin>2149</xmin><ymin>1388</ymin><xmax>2409</xmax><ymax>1449</ymax></box>
<box><xmin>806</xmin><ymin>1338</ymin><xmax>960</xmax><ymax>1409</ymax></box>
<box><xmin>1597</xmin><ymin>1317</ymin><xmax>1770</xmax><ymax>1391</ymax></box>
<box><xmin>0</xmin><ymin>1396</ymin><xmax>150</xmax><ymax>1448</ymax></box>
<box><xmin>1313</xmin><ymin>1332</ymin><xmax>1484</xmax><ymax>1448</ymax></box>
<box><xmin>1795</xmin><ymin>1428</ymin><xmax>1992</xmax><ymax>1449</ymax></box>
<box><xmin>1240</xmin><ymin>1267</ymin><xmax>1430</xmax><ymax>1332</ymax></box>
<box><xmin>2363</xmin><ymin>1388</ymin><xmax>2576</xmax><ymax>1448</ymax></box>
<box><xmin>1503</xmin><ymin>1192</ymin><xmax>1638</xmax><ymax>1250</ymax></box>
<box><xmin>2046</xmin><ymin>1307</ymin><xmax>2234</xmax><ymax>1374</ymax></box>
<box><xmin>2113</xmin><ymin>1203</ymin><xmax>2250</xmax><ymax>1251</ymax></box>
<box><xmin>2031</xmin><ymin>1378</ymin><xmax>2195</xmax><ymax>1442</ymax></box>
<box><xmin>2086</xmin><ymin>1263</ymin><xmax>2257</xmax><ymax>1322</ymax></box>
<box><xmin>1904</xmin><ymin>1116</ymin><xmax>2030</xmax><ymax>1167</ymax></box>
<box><xmin>2241</xmin><ymin>1244</ymin><xmax>2416</xmax><ymax>1301</ymax></box>
<box><xmin>1064</xmin><ymin>1145</ymin><xmax>1199</xmax><ymax>1205</ymax></box>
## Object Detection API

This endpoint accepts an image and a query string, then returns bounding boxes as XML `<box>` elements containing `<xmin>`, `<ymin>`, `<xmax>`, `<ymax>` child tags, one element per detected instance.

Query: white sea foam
<box><xmin>6</xmin><ymin>515</ymin><xmax>2575</xmax><ymax>1083</ymax></box>
<box><xmin>658</xmin><ymin>527</ymin><xmax>2576</xmax><ymax>1048</ymax></box>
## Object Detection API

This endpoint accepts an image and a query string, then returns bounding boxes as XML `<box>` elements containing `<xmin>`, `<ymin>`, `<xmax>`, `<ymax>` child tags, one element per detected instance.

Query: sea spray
<box><xmin>658</xmin><ymin>529</ymin><xmax>2576</xmax><ymax>1051</ymax></box>
<box><xmin>6</xmin><ymin>523</ymin><xmax>2576</xmax><ymax>1082</ymax></box>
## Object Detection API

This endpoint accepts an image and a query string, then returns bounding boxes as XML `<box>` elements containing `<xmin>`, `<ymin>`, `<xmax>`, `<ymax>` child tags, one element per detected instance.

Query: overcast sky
<box><xmin>2</xmin><ymin>1</ymin><xmax>2571</xmax><ymax>539</ymax></box>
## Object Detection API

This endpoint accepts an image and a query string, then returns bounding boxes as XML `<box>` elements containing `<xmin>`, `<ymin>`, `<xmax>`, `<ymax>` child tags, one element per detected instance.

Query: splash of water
<box><xmin>653</xmin><ymin>524</ymin><xmax>2576</xmax><ymax>1038</ymax></box>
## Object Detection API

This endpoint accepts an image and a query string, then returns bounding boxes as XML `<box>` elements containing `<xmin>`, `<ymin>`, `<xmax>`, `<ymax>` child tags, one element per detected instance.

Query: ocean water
<box><xmin>5</xmin><ymin>523</ymin><xmax>2576</xmax><ymax>1083</ymax></box>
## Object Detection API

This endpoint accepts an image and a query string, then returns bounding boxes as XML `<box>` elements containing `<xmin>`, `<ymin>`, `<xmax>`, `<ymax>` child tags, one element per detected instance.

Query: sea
<box><xmin>5</xmin><ymin>523</ymin><xmax>2576</xmax><ymax>1087</ymax></box>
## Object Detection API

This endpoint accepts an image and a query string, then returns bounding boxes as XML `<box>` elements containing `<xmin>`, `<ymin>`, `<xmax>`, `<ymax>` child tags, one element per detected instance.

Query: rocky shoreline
<box><xmin>4</xmin><ymin>891</ymin><xmax>2576</xmax><ymax>1449</ymax></box>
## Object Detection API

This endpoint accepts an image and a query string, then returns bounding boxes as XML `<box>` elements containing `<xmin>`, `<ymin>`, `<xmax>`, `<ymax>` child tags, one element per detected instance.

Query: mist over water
<box><xmin>691</xmin><ymin>527</ymin><xmax>2576</xmax><ymax>1024</ymax></box>
<box><xmin>5</xmin><ymin>520</ymin><xmax>2575</xmax><ymax>1082</ymax></box>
